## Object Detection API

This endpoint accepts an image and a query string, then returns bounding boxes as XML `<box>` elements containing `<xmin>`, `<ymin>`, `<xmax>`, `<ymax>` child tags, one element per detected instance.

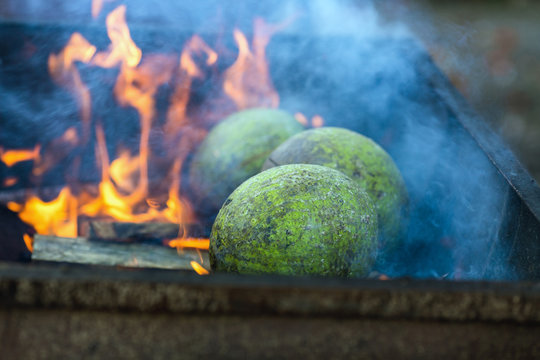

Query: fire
<box><xmin>92</xmin><ymin>0</ymin><xmax>104</xmax><ymax>19</ymax></box>
<box><xmin>190</xmin><ymin>261</ymin><xmax>209</xmax><ymax>275</ymax></box>
<box><xmin>48</xmin><ymin>33</ymin><xmax>96</xmax><ymax>143</ymax></box>
<box><xmin>92</xmin><ymin>0</ymin><xmax>117</xmax><ymax>19</ymax></box>
<box><xmin>4</xmin><ymin>4</ymin><xmax>300</xmax><ymax>276</ymax></box>
<box><xmin>223</xmin><ymin>18</ymin><xmax>283</xmax><ymax>110</ymax></box>
<box><xmin>32</xmin><ymin>127</ymin><xmax>79</xmax><ymax>177</ymax></box>
<box><xmin>166</xmin><ymin>35</ymin><xmax>218</xmax><ymax>137</ymax></box>
<box><xmin>92</xmin><ymin>5</ymin><xmax>141</xmax><ymax>69</ymax></box>
<box><xmin>109</xmin><ymin>149</ymin><xmax>140</xmax><ymax>193</ymax></box>
<box><xmin>79</xmin><ymin>123</ymin><xmax>135</xmax><ymax>220</ymax></box>
<box><xmin>112</xmin><ymin>54</ymin><xmax>176</xmax><ymax>204</ymax></box>
<box><xmin>167</xmin><ymin>238</ymin><xmax>210</xmax><ymax>250</ymax></box>
<box><xmin>180</xmin><ymin>35</ymin><xmax>218</xmax><ymax>78</ymax></box>
<box><xmin>0</xmin><ymin>145</ymin><xmax>41</xmax><ymax>167</ymax></box>
<box><xmin>8</xmin><ymin>187</ymin><xmax>77</xmax><ymax>238</ymax></box>
<box><xmin>23</xmin><ymin>234</ymin><xmax>34</xmax><ymax>253</ymax></box>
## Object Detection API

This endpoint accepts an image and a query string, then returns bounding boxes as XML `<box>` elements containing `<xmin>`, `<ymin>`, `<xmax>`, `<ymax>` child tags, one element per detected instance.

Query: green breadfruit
<box><xmin>188</xmin><ymin>108</ymin><xmax>304</xmax><ymax>216</ymax></box>
<box><xmin>262</xmin><ymin>127</ymin><xmax>408</xmax><ymax>254</ymax></box>
<box><xmin>210</xmin><ymin>164</ymin><xmax>378</xmax><ymax>277</ymax></box>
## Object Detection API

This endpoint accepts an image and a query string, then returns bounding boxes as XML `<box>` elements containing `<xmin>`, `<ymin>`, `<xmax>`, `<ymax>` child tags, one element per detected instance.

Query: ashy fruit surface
<box><xmin>262</xmin><ymin>127</ymin><xmax>408</xmax><ymax>253</ymax></box>
<box><xmin>188</xmin><ymin>108</ymin><xmax>304</xmax><ymax>216</ymax></box>
<box><xmin>210</xmin><ymin>164</ymin><xmax>378</xmax><ymax>277</ymax></box>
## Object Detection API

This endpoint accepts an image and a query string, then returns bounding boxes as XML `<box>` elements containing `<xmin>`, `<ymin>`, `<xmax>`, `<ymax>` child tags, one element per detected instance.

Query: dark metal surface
<box><xmin>1</xmin><ymin>262</ymin><xmax>539</xmax><ymax>322</ymax></box>
<box><xmin>1</xmin><ymin>262</ymin><xmax>539</xmax><ymax>359</ymax></box>
<box><xmin>2</xmin><ymin>310</ymin><xmax>539</xmax><ymax>360</ymax></box>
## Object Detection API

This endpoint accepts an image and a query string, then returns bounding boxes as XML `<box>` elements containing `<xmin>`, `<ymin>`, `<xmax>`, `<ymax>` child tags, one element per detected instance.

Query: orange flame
<box><xmin>190</xmin><ymin>261</ymin><xmax>209</xmax><ymax>275</ymax></box>
<box><xmin>223</xmin><ymin>17</ymin><xmax>294</xmax><ymax>110</ymax></box>
<box><xmin>79</xmin><ymin>124</ymin><xmax>140</xmax><ymax>221</ymax></box>
<box><xmin>0</xmin><ymin>145</ymin><xmax>41</xmax><ymax>167</ymax></box>
<box><xmin>109</xmin><ymin>149</ymin><xmax>140</xmax><ymax>193</ymax></box>
<box><xmin>94</xmin><ymin>4</ymin><xmax>175</xmax><ymax>210</ymax></box>
<box><xmin>92</xmin><ymin>0</ymin><xmax>117</xmax><ymax>19</ymax></box>
<box><xmin>9</xmin><ymin>187</ymin><xmax>77</xmax><ymax>237</ymax></box>
<box><xmin>92</xmin><ymin>5</ymin><xmax>142</xmax><ymax>69</ymax></box>
<box><xmin>223</xmin><ymin>28</ymin><xmax>277</xmax><ymax>110</ymax></box>
<box><xmin>48</xmin><ymin>33</ymin><xmax>96</xmax><ymax>143</ymax></box>
<box><xmin>32</xmin><ymin>127</ymin><xmax>79</xmax><ymax>177</ymax></box>
<box><xmin>112</xmin><ymin>54</ymin><xmax>176</xmax><ymax>204</ymax></box>
<box><xmin>180</xmin><ymin>35</ymin><xmax>218</xmax><ymax>78</ymax></box>
<box><xmin>166</xmin><ymin>35</ymin><xmax>218</xmax><ymax>137</ymax></box>
<box><xmin>23</xmin><ymin>234</ymin><xmax>34</xmax><ymax>253</ymax></box>
<box><xmin>168</xmin><ymin>238</ymin><xmax>210</xmax><ymax>250</ymax></box>
<box><xmin>9</xmin><ymin>5</ymin><xmax>298</xmax><ymax>277</ymax></box>
<box><xmin>92</xmin><ymin>0</ymin><xmax>105</xmax><ymax>19</ymax></box>
<box><xmin>14</xmin><ymin>5</ymin><xmax>197</xmax><ymax>234</ymax></box>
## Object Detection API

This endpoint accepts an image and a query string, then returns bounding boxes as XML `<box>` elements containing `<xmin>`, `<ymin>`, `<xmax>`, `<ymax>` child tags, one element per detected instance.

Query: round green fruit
<box><xmin>262</xmin><ymin>127</ymin><xmax>408</xmax><ymax>253</ymax></box>
<box><xmin>209</xmin><ymin>164</ymin><xmax>378</xmax><ymax>277</ymax></box>
<box><xmin>188</xmin><ymin>108</ymin><xmax>304</xmax><ymax>216</ymax></box>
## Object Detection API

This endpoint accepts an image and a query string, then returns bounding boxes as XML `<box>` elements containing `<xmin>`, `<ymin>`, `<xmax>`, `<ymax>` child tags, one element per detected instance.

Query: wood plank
<box><xmin>32</xmin><ymin>235</ymin><xmax>210</xmax><ymax>271</ymax></box>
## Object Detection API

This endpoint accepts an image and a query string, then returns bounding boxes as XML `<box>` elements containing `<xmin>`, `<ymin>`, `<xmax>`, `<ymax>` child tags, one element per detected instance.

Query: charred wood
<box><xmin>78</xmin><ymin>219</ymin><xmax>208</xmax><ymax>243</ymax></box>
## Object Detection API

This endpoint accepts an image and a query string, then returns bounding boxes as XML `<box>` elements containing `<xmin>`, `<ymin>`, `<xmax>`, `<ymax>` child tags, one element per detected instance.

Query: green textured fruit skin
<box><xmin>262</xmin><ymin>127</ymin><xmax>408</xmax><ymax>252</ymax></box>
<box><xmin>189</xmin><ymin>108</ymin><xmax>304</xmax><ymax>215</ymax></box>
<box><xmin>210</xmin><ymin>164</ymin><xmax>378</xmax><ymax>277</ymax></box>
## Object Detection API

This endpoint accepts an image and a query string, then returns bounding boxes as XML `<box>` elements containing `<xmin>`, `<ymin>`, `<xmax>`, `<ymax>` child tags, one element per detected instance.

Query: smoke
<box><xmin>260</xmin><ymin>0</ymin><xmax>515</xmax><ymax>279</ymax></box>
<box><xmin>0</xmin><ymin>0</ymin><xmax>518</xmax><ymax>279</ymax></box>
